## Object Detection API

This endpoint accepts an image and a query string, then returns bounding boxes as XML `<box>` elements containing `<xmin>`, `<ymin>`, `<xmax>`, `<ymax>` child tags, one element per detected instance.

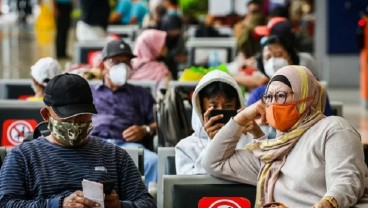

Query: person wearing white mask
<box><xmin>89</xmin><ymin>39</ymin><xmax>158</xmax><ymax>188</ymax></box>
<box><xmin>247</xmin><ymin>35</ymin><xmax>332</xmax><ymax>117</ymax></box>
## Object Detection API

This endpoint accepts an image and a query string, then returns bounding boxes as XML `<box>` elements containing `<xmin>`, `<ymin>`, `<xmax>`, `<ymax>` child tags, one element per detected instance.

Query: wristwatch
<box><xmin>144</xmin><ymin>125</ymin><xmax>152</xmax><ymax>135</ymax></box>
<box><xmin>323</xmin><ymin>196</ymin><xmax>338</xmax><ymax>208</ymax></box>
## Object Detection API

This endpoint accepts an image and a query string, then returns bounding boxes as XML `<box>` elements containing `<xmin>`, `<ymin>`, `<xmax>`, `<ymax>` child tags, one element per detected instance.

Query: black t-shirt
<box><xmin>79</xmin><ymin>0</ymin><xmax>110</xmax><ymax>30</ymax></box>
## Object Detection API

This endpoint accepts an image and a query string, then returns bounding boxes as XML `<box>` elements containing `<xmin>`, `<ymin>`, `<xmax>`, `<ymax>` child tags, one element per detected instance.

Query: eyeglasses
<box><xmin>261</xmin><ymin>91</ymin><xmax>293</xmax><ymax>105</ymax></box>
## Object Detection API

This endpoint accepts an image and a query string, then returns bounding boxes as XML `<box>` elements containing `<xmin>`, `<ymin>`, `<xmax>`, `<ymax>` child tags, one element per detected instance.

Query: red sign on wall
<box><xmin>198</xmin><ymin>197</ymin><xmax>251</xmax><ymax>208</ymax></box>
<box><xmin>2</xmin><ymin>119</ymin><xmax>38</xmax><ymax>146</ymax></box>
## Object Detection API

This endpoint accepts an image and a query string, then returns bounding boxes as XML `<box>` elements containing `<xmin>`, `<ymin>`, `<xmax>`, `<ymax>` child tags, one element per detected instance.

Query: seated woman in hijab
<box><xmin>131</xmin><ymin>29</ymin><xmax>171</xmax><ymax>88</ymax></box>
<box><xmin>202</xmin><ymin>65</ymin><xmax>368</xmax><ymax>208</ymax></box>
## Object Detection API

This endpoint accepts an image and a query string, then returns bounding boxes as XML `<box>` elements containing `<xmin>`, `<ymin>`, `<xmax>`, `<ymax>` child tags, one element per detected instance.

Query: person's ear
<box><xmin>40</xmin><ymin>108</ymin><xmax>50</xmax><ymax>122</ymax></box>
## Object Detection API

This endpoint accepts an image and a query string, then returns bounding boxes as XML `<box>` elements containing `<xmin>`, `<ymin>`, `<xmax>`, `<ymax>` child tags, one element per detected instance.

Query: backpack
<box><xmin>155</xmin><ymin>86</ymin><xmax>194</xmax><ymax>147</ymax></box>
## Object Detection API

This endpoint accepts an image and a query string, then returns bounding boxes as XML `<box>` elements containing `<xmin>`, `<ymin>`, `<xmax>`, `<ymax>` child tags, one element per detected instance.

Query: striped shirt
<box><xmin>0</xmin><ymin>136</ymin><xmax>156</xmax><ymax>208</ymax></box>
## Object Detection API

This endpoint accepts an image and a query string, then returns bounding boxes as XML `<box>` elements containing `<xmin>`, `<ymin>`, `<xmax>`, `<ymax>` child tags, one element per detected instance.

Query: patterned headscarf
<box><xmin>246</xmin><ymin>65</ymin><xmax>326</xmax><ymax>207</ymax></box>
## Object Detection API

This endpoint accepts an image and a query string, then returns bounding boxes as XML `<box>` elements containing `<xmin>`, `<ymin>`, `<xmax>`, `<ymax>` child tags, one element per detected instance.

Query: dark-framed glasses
<box><xmin>261</xmin><ymin>91</ymin><xmax>293</xmax><ymax>105</ymax></box>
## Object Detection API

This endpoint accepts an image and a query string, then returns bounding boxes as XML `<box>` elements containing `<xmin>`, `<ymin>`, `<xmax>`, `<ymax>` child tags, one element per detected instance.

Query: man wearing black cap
<box><xmin>0</xmin><ymin>74</ymin><xmax>156</xmax><ymax>207</ymax></box>
<box><xmin>90</xmin><ymin>39</ymin><xmax>158</xmax><ymax>188</ymax></box>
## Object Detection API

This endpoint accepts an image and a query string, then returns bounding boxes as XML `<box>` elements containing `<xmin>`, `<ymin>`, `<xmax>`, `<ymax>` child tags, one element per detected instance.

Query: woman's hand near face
<box><xmin>203</xmin><ymin>106</ymin><xmax>225</xmax><ymax>139</ymax></box>
<box><xmin>234</xmin><ymin>101</ymin><xmax>266</xmax><ymax>126</ymax></box>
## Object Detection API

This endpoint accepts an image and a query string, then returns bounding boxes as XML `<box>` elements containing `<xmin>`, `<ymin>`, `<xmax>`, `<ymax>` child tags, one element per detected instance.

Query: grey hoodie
<box><xmin>175</xmin><ymin>70</ymin><xmax>252</xmax><ymax>175</ymax></box>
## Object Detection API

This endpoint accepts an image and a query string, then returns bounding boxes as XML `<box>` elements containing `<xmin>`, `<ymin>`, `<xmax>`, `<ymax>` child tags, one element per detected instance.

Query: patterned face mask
<box><xmin>48</xmin><ymin>117</ymin><xmax>93</xmax><ymax>147</ymax></box>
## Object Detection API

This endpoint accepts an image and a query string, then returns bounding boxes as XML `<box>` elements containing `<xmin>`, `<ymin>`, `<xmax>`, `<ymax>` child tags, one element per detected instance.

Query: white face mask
<box><xmin>108</xmin><ymin>63</ymin><xmax>131</xmax><ymax>86</ymax></box>
<box><xmin>264</xmin><ymin>57</ymin><xmax>289</xmax><ymax>77</ymax></box>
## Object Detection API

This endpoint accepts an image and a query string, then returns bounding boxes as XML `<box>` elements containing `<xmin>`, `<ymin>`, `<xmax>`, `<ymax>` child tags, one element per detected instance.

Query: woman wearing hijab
<box><xmin>202</xmin><ymin>65</ymin><xmax>368</xmax><ymax>208</ymax></box>
<box><xmin>131</xmin><ymin>29</ymin><xmax>171</xmax><ymax>88</ymax></box>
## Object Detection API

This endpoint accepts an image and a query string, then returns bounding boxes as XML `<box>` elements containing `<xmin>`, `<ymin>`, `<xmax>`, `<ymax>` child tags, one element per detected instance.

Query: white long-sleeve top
<box><xmin>202</xmin><ymin>116</ymin><xmax>368</xmax><ymax>207</ymax></box>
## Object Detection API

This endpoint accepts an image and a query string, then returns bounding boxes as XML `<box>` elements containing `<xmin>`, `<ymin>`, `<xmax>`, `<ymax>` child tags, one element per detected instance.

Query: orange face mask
<box><xmin>265</xmin><ymin>94</ymin><xmax>316</xmax><ymax>131</ymax></box>
<box><xmin>266</xmin><ymin>103</ymin><xmax>300</xmax><ymax>131</ymax></box>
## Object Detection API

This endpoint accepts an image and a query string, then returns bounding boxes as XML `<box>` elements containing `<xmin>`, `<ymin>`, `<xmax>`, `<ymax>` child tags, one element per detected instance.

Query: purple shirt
<box><xmin>90</xmin><ymin>82</ymin><xmax>155</xmax><ymax>140</ymax></box>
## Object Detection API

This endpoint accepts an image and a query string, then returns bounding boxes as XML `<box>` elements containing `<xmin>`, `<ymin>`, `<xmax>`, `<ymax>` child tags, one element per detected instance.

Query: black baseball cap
<box><xmin>43</xmin><ymin>73</ymin><xmax>97</xmax><ymax>119</ymax></box>
<box><xmin>101</xmin><ymin>39</ymin><xmax>136</xmax><ymax>61</ymax></box>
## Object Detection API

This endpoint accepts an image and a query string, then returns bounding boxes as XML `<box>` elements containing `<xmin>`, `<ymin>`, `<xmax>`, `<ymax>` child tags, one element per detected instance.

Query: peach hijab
<box><xmin>246</xmin><ymin>65</ymin><xmax>326</xmax><ymax>207</ymax></box>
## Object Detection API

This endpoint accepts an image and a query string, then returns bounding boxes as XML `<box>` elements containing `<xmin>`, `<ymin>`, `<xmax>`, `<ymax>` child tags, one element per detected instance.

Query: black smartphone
<box><xmin>102</xmin><ymin>180</ymin><xmax>115</xmax><ymax>195</ymax></box>
<box><xmin>208</xmin><ymin>109</ymin><xmax>237</xmax><ymax>124</ymax></box>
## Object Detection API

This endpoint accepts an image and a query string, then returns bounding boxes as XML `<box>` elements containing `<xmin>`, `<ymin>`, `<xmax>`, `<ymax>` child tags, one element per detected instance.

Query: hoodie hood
<box><xmin>191</xmin><ymin>70</ymin><xmax>244</xmax><ymax>136</ymax></box>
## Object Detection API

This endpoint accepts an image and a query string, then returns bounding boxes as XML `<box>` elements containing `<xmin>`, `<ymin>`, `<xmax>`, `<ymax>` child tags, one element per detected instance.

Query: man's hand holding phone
<box><xmin>81</xmin><ymin>179</ymin><xmax>121</xmax><ymax>208</ymax></box>
<box><xmin>104</xmin><ymin>191</ymin><xmax>121</xmax><ymax>208</ymax></box>
<box><xmin>62</xmin><ymin>190</ymin><xmax>101</xmax><ymax>208</ymax></box>
<box><xmin>102</xmin><ymin>180</ymin><xmax>121</xmax><ymax>208</ymax></box>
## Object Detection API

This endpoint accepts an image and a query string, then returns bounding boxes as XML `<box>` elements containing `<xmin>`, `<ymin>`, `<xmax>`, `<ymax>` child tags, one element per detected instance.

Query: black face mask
<box><xmin>166</xmin><ymin>36</ymin><xmax>180</xmax><ymax>50</ymax></box>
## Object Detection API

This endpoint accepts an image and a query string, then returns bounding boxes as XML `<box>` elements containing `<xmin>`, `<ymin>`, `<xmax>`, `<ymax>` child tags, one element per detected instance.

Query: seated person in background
<box><xmin>131</xmin><ymin>29</ymin><xmax>171</xmax><ymax>88</ymax></box>
<box><xmin>0</xmin><ymin>73</ymin><xmax>156</xmax><ymax>207</ymax></box>
<box><xmin>90</xmin><ymin>39</ymin><xmax>158</xmax><ymax>188</ymax></box>
<box><xmin>162</xmin><ymin>0</ymin><xmax>181</xmax><ymax>16</ymax></box>
<box><xmin>233</xmin><ymin>0</ymin><xmax>264</xmax><ymax>40</ymax></box>
<box><xmin>254</xmin><ymin>16</ymin><xmax>319</xmax><ymax>77</ymax></box>
<box><xmin>142</xmin><ymin>3</ymin><xmax>167</xmax><ymax>29</ymax></box>
<box><xmin>230</xmin><ymin>54</ymin><xmax>269</xmax><ymax>92</ymax></box>
<box><xmin>110</xmin><ymin>0</ymin><xmax>148</xmax><ymax>26</ymax></box>
<box><xmin>229</xmin><ymin>0</ymin><xmax>267</xmax><ymax>92</ymax></box>
<box><xmin>247</xmin><ymin>35</ymin><xmax>332</xmax><ymax>116</ymax></box>
<box><xmin>28</xmin><ymin>57</ymin><xmax>62</xmax><ymax>101</ymax></box>
<box><xmin>194</xmin><ymin>15</ymin><xmax>221</xmax><ymax>38</ymax></box>
<box><xmin>76</xmin><ymin>0</ymin><xmax>110</xmax><ymax>41</ymax></box>
<box><xmin>202</xmin><ymin>65</ymin><xmax>368</xmax><ymax>208</ymax></box>
<box><xmin>109</xmin><ymin>0</ymin><xmax>131</xmax><ymax>24</ymax></box>
<box><xmin>159</xmin><ymin>14</ymin><xmax>187</xmax><ymax>80</ymax></box>
<box><xmin>175</xmin><ymin>70</ymin><xmax>264</xmax><ymax>175</ymax></box>
<box><xmin>234</xmin><ymin>0</ymin><xmax>265</xmax><ymax>52</ymax></box>
<box><xmin>67</xmin><ymin>51</ymin><xmax>104</xmax><ymax>81</ymax></box>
